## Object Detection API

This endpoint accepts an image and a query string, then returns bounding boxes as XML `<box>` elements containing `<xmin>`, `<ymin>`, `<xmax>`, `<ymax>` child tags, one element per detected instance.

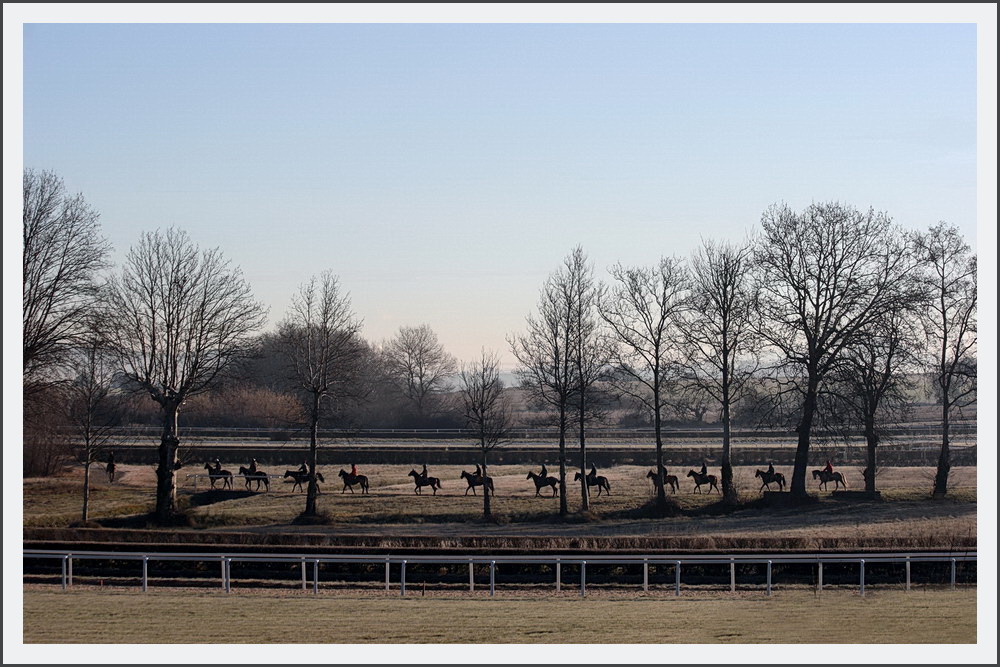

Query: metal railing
<box><xmin>24</xmin><ymin>549</ymin><xmax>976</xmax><ymax>598</ymax></box>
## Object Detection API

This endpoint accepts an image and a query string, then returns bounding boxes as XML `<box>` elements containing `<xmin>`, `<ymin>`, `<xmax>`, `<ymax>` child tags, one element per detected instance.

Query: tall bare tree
<box><xmin>826</xmin><ymin>306</ymin><xmax>920</xmax><ymax>494</ymax></box>
<box><xmin>23</xmin><ymin>169</ymin><xmax>110</xmax><ymax>393</ymax></box>
<box><xmin>682</xmin><ymin>240</ymin><xmax>759</xmax><ymax>503</ymax></box>
<box><xmin>65</xmin><ymin>320</ymin><xmax>124</xmax><ymax>522</ymax></box>
<box><xmin>103</xmin><ymin>228</ymin><xmax>266</xmax><ymax>522</ymax></box>
<box><xmin>599</xmin><ymin>256</ymin><xmax>688</xmax><ymax>509</ymax></box>
<box><xmin>459</xmin><ymin>349</ymin><xmax>513</xmax><ymax>520</ymax></box>
<box><xmin>383</xmin><ymin>324</ymin><xmax>457</xmax><ymax>421</ymax></box>
<box><xmin>509</xmin><ymin>274</ymin><xmax>579</xmax><ymax>516</ymax></box>
<box><xmin>277</xmin><ymin>272</ymin><xmax>364</xmax><ymax>517</ymax></box>
<box><xmin>914</xmin><ymin>222</ymin><xmax>977</xmax><ymax>496</ymax></box>
<box><xmin>755</xmin><ymin>202</ymin><xmax>919</xmax><ymax>500</ymax></box>
<box><xmin>563</xmin><ymin>246</ymin><xmax>609</xmax><ymax>511</ymax></box>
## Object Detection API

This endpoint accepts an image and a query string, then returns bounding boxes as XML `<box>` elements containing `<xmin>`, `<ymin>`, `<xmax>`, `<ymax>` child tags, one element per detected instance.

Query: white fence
<box><xmin>23</xmin><ymin>549</ymin><xmax>976</xmax><ymax>597</ymax></box>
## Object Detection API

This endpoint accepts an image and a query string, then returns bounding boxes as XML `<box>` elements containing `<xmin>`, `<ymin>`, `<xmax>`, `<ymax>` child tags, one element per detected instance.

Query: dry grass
<box><xmin>22</xmin><ymin>586</ymin><xmax>976</xmax><ymax>644</ymax></box>
<box><xmin>23</xmin><ymin>464</ymin><xmax>977</xmax><ymax>551</ymax></box>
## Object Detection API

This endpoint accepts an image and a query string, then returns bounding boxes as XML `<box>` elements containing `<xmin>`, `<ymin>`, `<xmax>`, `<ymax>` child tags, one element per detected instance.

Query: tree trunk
<box><xmin>933</xmin><ymin>400</ymin><xmax>950</xmax><ymax>496</ymax></box>
<box><xmin>305</xmin><ymin>392</ymin><xmax>321</xmax><ymax>516</ymax></box>
<box><xmin>154</xmin><ymin>401</ymin><xmax>181</xmax><ymax>523</ymax></box>
<box><xmin>790</xmin><ymin>381</ymin><xmax>817</xmax><ymax>500</ymax></box>
<box><xmin>579</xmin><ymin>399</ymin><xmax>590</xmax><ymax>512</ymax></box>
<box><xmin>558</xmin><ymin>408</ymin><xmax>567</xmax><ymax>516</ymax></box>
<box><xmin>82</xmin><ymin>458</ymin><xmax>91</xmax><ymax>523</ymax></box>
<box><xmin>721</xmin><ymin>397</ymin><xmax>737</xmax><ymax>504</ymax></box>
<box><xmin>653</xmin><ymin>400</ymin><xmax>667</xmax><ymax>509</ymax></box>
<box><xmin>482</xmin><ymin>453</ymin><xmax>491</xmax><ymax>520</ymax></box>
<box><xmin>865</xmin><ymin>426</ymin><xmax>878</xmax><ymax>495</ymax></box>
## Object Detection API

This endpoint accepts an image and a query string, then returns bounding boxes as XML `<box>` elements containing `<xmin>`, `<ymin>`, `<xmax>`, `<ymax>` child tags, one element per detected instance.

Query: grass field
<box><xmin>21</xmin><ymin>586</ymin><xmax>976</xmax><ymax>644</ymax></box>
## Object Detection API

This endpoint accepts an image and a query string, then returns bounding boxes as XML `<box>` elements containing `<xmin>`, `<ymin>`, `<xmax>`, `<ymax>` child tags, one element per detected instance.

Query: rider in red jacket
<box><xmin>824</xmin><ymin>460</ymin><xmax>834</xmax><ymax>474</ymax></box>
<box><xmin>350</xmin><ymin>463</ymin><xmax>358</xmax><ymax>477</ymax></box>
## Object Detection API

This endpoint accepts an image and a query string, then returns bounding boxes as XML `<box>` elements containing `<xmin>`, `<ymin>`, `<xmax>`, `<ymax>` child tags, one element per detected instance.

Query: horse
<box><xmin>574</xmin><ymin>471</ymin><xmax>611</xmax><ymax>497</ymax></box>
<box><xmin>408</xmin><ymin>469</ymin><xmax>442</xmax><ymax>495</ymax></box>
<box><xmin>526</xmin><ymin>470</ymin><xmax>559</xmax><ymax>497</ymax></box>
<box><xmin>203</xmin><ymin>462</ymin><xmax>234</xmax><ymax>490</ymax></box>
<box><xmin>338</xmin><ymin>469</ymin><xmax>370</xmax><ymax>494</ymax></box>
<box><xmin>460</xmin><ymin>470</ymin><xmax>495</xmax><ymax>496</ymax></box>
<box><xmin>812</xmin><ymin>469</ymin><xmax>848</xmax><ymax>491</ymax></box>
<box><xmin>239</xmin><ymin>466</ymin><xmax>270</xmax><ymax>492</ymax></box>
<box><xmin>646</xmin><ymin>469</ymin><xmax>680</xmax><ymax>494</ymax></box>
<box><xmin>686</xmin><ymin>469</ymin><xmax>720</xmax><ymax>494</ymax></box>
<box><xmin>105</xmin><ymin>461</ymin><xmax>117</xmax><ymax>483</ymax></box>
<box><xmin>283</xmin><ymin>470</ymin><xmax>325</xmax><ymax>493</ymax></box>
<box><xmin>755</xmin><ymin>469</ymin><xmax>786</xmax><ymax>492</ymax></box>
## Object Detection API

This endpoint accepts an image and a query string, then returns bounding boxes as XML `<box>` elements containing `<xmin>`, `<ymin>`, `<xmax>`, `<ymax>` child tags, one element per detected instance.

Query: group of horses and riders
<box><xmin>183</xmin><ymin>455</ymin><xmax>848</xmax><ymax>496</ymax></box>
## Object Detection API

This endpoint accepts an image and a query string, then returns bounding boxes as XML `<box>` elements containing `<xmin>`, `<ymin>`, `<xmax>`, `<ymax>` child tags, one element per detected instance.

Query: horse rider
<box><xmin>540</xmin><ymin>464</ymin><xmax>548</xmax><ymax>478</ymax></box>
<box><xmin>588</xmin><ymin>463</ymin><xmax>598</xmax><ymax>482</ymax></box>
<box><xmin>249</xmin><ymin>458</ymin><xmax>259</xmax><ymax>474</ymax></box>
<box><xmin>699</xmin><ymin>460</ymin><xmax>708</xmax><ymax>477</ymax></box>
<box><xmin>298</xmin><ymin>461</ymin><xmax>308</xmax><ymax>474</ymax></box>
<box><xmin>107</xmin><ymin>451</ymin><xmax>116</xmax><ymax>466</ymax></box>
<box><xmin>474</xmin><ymin>463</ymin><xmax>482</xmax><ymax>477</ymax></box>
<box><xmin>350</xmin><ymin>463</ymin><xmax>359</xmax><ymax>477</ymax></box>
<box><xmin>420</xmin><ymin>463</ymin><xmax>428</xmax><ymax>479</ymax></box>
<box><xmin>824</xmin><ymin>459</ymin><xmax>834</xmax><ymax>475</ymax></box>
<box><xmin>213</xmin><ymin>458</ymin><xmax>222</xmax><ymax>472</ymax></box>
<box><xmin>766</xmin><ymin>461</ymin><xmax>775</xmax><ymax>476</ymax></box>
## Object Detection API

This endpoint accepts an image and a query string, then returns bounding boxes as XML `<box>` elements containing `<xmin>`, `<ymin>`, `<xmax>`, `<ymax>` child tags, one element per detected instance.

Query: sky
<box><xmin>4</xmin><ymin>5</ymin><xmax>997</xmax><ymax>665</ymax></box>
<box><xmin>12</xmin><ymin>14</ymin><xmax>987</xmax><ymax>370</ymax></box>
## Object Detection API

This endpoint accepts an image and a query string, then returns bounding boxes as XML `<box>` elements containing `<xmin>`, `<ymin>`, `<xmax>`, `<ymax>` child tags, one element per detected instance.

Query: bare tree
<box><xmin>599</xmin><ymin>256</ymin><xmax>688</xmax><ymax>509</ymax></box>
<box><xmin>64</xmin><ymin>321</ymin><xmax>124</xmax><ymax>522</ymax></box>
<box><xmin>459</xmin><ymin>349</ymin><xmax>513</xmax><ymax>520</ymax></box>
<box><xmin>383</xmin><ymin>324</ymin><xmax>457</xmax><ymax>421</ymax></box>
<box><xmin>509</xmin><ymin>274</ymin><xmax>578</xmax><ymax>516</ymax></box>
<box><xmin>276</xmin><ymin>272</ymin><xmax>364</xmax><ymax>517</ymax></box>
<box><xmin>825</xmin><ymin>306</ymin><xmax>921</xmax><ymax>494</ymax></box>
<box><xmin>103</xmin><ymin>228</ymin><xmax>266</xmax><ymax>522</ymax></box>
<box><xmin>681</xmin><ymin>240</ymin><xmax>759</xmax><ymax>503</ymax></box>
<box><xmin>23</xmin><ymin>169</ymin><xmax>110</xmax><ymax>393</ymax></box>
<box><xmin>755</xmin><ymin>202</ymin><xmax>920</xmax><ymax>500</ymax></box>
<box><xmin>563</xmin><ymin>247</ymin><xmax>609</xmax><ymax>511</ymax></box>
<box><xmin>914</xmin><ymin>222</ymin><xmax>977</xmax><ymax>496</ymax></box>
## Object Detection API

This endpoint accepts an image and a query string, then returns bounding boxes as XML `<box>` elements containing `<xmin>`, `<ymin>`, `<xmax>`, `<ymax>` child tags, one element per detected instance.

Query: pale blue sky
<box><xmin>19</xmin><ymin>22</ymin><xmax>981</xmax><ymax>366</ymax></box>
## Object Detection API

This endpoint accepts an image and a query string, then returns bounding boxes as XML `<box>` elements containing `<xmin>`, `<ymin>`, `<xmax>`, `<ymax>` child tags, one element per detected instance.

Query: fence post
<box><xmin>67</xmin><ymin>555</ymin><xmax>73</xmax><ymax>588</ymax></box>
<box><xmin>301</xmin><ymin>558</ymin><xmax>307</xmax><ymax>590</ymax></box>
<box><xmin>643</xmin><ymin>559</ymin><xmax>648</xmax><ymax>592</ymax></box>
<box><xmin>905</xmin><ymin>557</ymin><xmax>910</xmax><ymax>591</ymax></box>
<box><xmin>859</xmin><ymin>559</ymin><xmax>865</xmax><ymax>596</ymax></box>
<box><xmin>143</xmin><ymin>556</ymin><xmax>149</xmax><ymax>593</ymax></box>
<box><xmin>490</xmin><ymin>561</ymin><xmax>496</xmax><ymax>597</ymax></box>
<box><xmin>313</xmin><ymin>560</ymin><xmax>319</xmax><ymax>595</ymax></box>
<box><xmin>580</xmin><ymin>561</ymin><xmax>586</xmax><ymax>597</ymax></box>
<box><xmin>766</xmin><ymin>560</ymin><xmax>772</xmax><ymax>596</ymax></box>
<box><xmin>220</xmin><ymin>556</ymin><xmax>226</xmax><ymax>591</ymax></box>
<box><xmin>730</xmin><ymin>558</ymin><xmax>736</xmax><ymax>593</ymax></box>
<box><xmin>225</xmin><ymin>558</ymin><xmax>232</xmax><ymax>594</ymax></box>
<box><xmin>817</xmin><ymin>561</ymin><xmax>823</xmax><ymax>593</ymax></box>
<box><xmin>401</xmin><ymin>560</ymin><xmax>407</xmax><ymax>597</ymax></box>
<box><xmin>556</xmin><ymin>559</ymin><xmax>561</xmax><ymax>593</ymax></box>
<box><xmin>674</xmin><ymin>561</ymin><xmax>681</xmax><ymax>597</ymax></box>
<box><xmin>61</xmin><ymin>556</ymin><xmax>67</xmax><ymax>591</ymax></box>
<box><xmin>951</xmin><ymin>558</ymin><xmax>956</xmax><ymax>590</ymax></box>
<box><xmin>385</xmin><ymin>558</ymin><xmax>390</xmax><ymax>592</ymax></box>
<box><xmin>469</xmin><ymin>560</ymin><xmax>475</xmax><ymax>592</ymax></box>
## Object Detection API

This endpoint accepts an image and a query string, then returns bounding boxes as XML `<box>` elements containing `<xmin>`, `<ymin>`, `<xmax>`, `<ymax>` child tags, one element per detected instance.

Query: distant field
<box><xmin>24</xmin><ymin>464</ymin><xmax>977</xmax><ymax>552</ymax></box>
<box><xmin>22</xmin><ymin>586</ymin><xmax>976</xmax><ymax>644</ymax></box>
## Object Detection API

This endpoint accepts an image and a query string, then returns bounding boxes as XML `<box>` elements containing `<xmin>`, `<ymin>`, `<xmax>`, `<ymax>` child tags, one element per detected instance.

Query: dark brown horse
<box><xmin>408</xmin><ymin>469</ymin><xmax>442</xmax><ymax>495</ymax></box>
<box><xmin>284</xmin><ymin>470</ymin><xmax>325</xmax><ymax>493</ymax></box>
<box><xmin>755</xmin><ymin>469</ymin><xmax>786</xmax><ymax>492</ymax></box>
<box><xmin>686</xmin><ymin>469</ymin><xmax>720</xmax><ymax>494</ymax></box>
<box><xmin>338</xmin><ymin>469</ymin><xmax>370</xmax><ymax>494</ymax></box>
<box><xmin>526</xmin><ymin>470</ymin><xmax>559</xmax><ymax>497</ymax></box>
<box><xmin>239</xmin><ymin>466</ymin><xmax>270</xmax><ymax>492</ymax></box>
<box><xmin>812</xmin><ymin>469</ymin><xmax>848</xmax><ymax>491</ymax></box>
<box><xmin>203</xmin><ymin>462</ymin><xmax>234</xmax><ymax>490</ymax></box>
<box><xmin>646</xmin><ymin>469</ymin><xmax>679</xmax><ymax>493</ymax></box>
<box><xmin>574</xmin><ymin>471</ymin><xmax>611</xmax><ymax>496</ymax></box>
<box><xmin>460</xmin><ymin>470</ymin><xmax>494</xmax><ymax>496</ymax></box>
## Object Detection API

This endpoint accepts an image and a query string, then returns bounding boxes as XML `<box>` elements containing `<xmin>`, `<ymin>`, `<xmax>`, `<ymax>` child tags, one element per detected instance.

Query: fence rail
<box><xmin>24</xmin><ymin>549</ymin><xmax>976</xmax><ymax>598</ymax></box>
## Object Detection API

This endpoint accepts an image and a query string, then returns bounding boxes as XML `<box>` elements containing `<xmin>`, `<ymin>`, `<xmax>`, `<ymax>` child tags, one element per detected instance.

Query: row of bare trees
<box><xmin>24</xmin><ymin>168</ymin><xmax>976</xmax><ymax>523</ymax></box>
